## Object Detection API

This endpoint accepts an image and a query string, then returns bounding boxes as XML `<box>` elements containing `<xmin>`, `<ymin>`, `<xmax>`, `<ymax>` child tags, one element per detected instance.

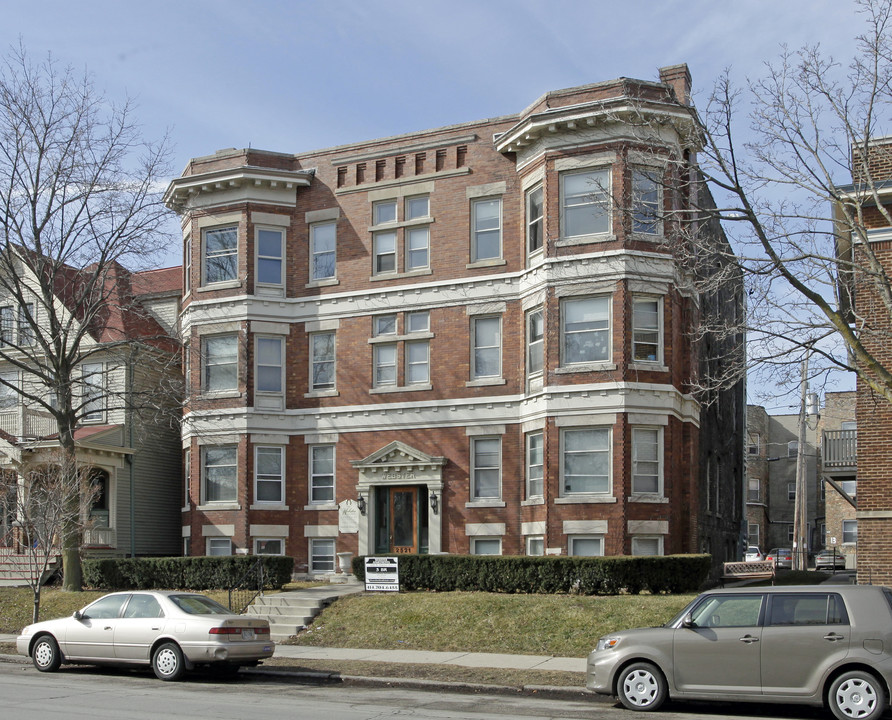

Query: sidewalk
<box><xmin>0</xmin><ymin>633</ymin><xmax>584</xmax><ymax>673</ymax></box>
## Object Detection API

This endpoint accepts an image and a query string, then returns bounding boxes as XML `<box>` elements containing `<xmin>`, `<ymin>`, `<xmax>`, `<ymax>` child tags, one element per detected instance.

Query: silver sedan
<box><xmin>16</xmin><ymin>590</ymin><xmax>274</xmax><ymax>680</ymax></box>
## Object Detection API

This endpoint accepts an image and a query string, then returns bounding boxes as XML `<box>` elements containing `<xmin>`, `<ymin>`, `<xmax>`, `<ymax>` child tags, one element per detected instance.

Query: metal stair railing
<box><xmin>227</xmin><ymin>558</ymin><xmax>265</xmax><ymax>614</ymax></box>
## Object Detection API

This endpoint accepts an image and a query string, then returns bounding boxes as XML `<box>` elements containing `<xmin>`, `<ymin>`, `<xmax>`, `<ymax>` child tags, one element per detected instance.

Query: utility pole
<box><xmin>792</xmin><ymin>355</ymin><xmax>809</xmax><ymax>571</ymax></box>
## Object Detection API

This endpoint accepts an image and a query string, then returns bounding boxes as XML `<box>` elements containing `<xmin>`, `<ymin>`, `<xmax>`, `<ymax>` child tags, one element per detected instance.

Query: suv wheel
<box><xmin>829</xmin><ymin>670</ymin><xmax>884</xmax><ymax>720</ymax></box>
<box><xmin>617</xmin><ymin>662</ymin><xmax>667</xmax><ymax>711</ymax></box>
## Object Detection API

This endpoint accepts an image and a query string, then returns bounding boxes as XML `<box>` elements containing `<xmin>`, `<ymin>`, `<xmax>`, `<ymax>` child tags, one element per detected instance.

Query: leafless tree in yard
<box><xmin>0</xmin><ymin>459</ymin><xmax>99</xmax><ymax>622</ymax></box>
<box><xmin>0</xmin><ymin>42</ymin><xmax>175</xmax><ymax>590</ymax></box>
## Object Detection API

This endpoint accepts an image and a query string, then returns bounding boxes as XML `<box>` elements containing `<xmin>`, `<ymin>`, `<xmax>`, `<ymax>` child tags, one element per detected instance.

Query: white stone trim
<box><xmin>202</xmin><ymin>524</ymin><xmax>235</xmax><ymax>537</ymax></box>
<box><xmin>251</xmin><ymin>212</ymin><xmax>291</xmax><ymax>227</ymax></box>
<box><xmin>555</xmin><ymin>152</ymin><xmax>616</xmax><ymax>171</ymax></box>
<box><xmin>465</xmin><ymin>523</ymin><xmax>506</xmax><ymax>536</ymax></box>
<box><xmin>627</xmin><ymin>520</ymin><xmax>669</xmax><ymax>534</ymax></box>
<box><xmin>304</xmin><ymin>319</ymin><xmax>340</xmax><ymax>332</ymax></box>
<box><xmin>466</xmin><ymin>425</ymin><xmax>506</xmax><ymax>436</ymax></box>
<box><xmin>250</xmin><ymin>321</ymin><xmax>291</xmax><ymax>335</ymax></box>
<box><xmin>522</xmin><ymin>521</ymin><xmax>546</xmax><ymax>535</ymax></box>
<box><xmin>181</xmin><ymin>526</ymin><xmax>191</xmax><ymax>538</ymax></box>
<box><xmin>555</xmin><ymin>414</ymin><xmax>617</xmax><ymax>427</ymax></box>
<box><xmin>305</xmin><ymin>207</ymin><xmax>341</xmax><ymax>224</ymax></box>
<box><xmin>466</xmin><ymin>181</ymin><xmax>507</xmax><ymax>199</ymax></box>
<box><xmin>563</xmin><ymin>520</ymin><xmax>608</xmax><ymax>535</ymax></box>
<box><xmin>250</xmin><ymin>524</ymin><xmax>289</xmax><ymax>536</ymax></box>
<box><xmin>304</xmin><ymin>525</ymin><xmax>339</xmax><ymax>538</ymax></box>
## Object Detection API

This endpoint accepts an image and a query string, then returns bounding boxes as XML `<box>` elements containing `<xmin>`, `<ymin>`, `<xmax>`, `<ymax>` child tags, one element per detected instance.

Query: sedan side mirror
<box><xmin>73</xmin><ymin>610</ymin><xmax>83</xmax><ymax>621</ymax></box>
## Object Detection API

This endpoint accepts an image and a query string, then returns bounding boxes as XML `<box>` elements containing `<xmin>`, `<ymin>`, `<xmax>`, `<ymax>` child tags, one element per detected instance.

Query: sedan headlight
<box><xmin>596</xmin><ymin>635</ymin><xmax>621</xmax><ymax>651</ymax></box>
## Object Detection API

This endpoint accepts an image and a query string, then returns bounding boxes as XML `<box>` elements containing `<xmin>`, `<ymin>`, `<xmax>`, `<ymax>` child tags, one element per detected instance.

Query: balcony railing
<box><xmin>822</xmin><ymin>429</ymin><xmax>857</xmax><ymax>468</ymax></box>
<box><xmin>0</xmin><ymin>407</ymin><xmax>57</xmax><ymax>439</ymax></box>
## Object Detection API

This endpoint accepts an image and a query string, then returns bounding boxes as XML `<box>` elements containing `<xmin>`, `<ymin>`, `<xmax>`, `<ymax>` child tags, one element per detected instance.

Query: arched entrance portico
<box><xmin>351</xmin><ymin>441</ymin><xmax>446</xmax><ymax>555</ymax></box>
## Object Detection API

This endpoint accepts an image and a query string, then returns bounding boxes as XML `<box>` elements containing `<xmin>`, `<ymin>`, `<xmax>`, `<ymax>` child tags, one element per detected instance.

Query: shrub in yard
<box><xmin>83</xmin><ymin>555</ymin><xmax>294</xmax><ymax>591</ymax></box>
<box><xmin>351</xmin><ymin>553</ymin><xmax>709</xmax><ymax>594</ymax></box>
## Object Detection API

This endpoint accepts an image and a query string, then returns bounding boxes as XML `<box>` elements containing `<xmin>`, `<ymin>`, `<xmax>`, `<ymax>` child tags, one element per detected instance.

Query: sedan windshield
<box><xmin>168</xmin><ymin>594</ymin><xmax>232</xmax><ymax>615</ymax></box>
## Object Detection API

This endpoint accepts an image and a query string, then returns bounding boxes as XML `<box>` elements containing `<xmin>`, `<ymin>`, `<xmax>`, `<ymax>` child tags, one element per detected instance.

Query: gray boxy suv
<box><xmin>586</xmin><ymin>585</ymin><xmax>892</xmax><ymax>719</ymax></box>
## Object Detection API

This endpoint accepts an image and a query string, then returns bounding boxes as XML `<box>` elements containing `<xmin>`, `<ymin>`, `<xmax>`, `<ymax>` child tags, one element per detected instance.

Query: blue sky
<box><xmin>2</xmin><ymin>0</ymin><xmax>867</xmax><ymax>409</ymax></box>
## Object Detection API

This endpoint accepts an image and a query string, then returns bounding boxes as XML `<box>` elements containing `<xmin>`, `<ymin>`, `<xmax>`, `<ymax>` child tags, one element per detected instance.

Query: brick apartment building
<box><xmin>164</xmin><ymin>65</ymin><xmax>744</xmax><ymax>576</ymax></box>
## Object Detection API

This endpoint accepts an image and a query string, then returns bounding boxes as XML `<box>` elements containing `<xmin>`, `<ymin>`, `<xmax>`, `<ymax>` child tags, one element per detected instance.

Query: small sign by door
<box><xmin>364</xmin><ymin>556</ymin><xmax>399</xmax><ymax>592</ymax></box>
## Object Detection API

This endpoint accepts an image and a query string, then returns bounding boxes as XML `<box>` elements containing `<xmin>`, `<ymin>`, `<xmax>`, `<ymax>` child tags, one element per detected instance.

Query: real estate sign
<box><xmin>364</xmin><ymin>556</ymin><xmax>399</xmax><ymax>591</ymax></box>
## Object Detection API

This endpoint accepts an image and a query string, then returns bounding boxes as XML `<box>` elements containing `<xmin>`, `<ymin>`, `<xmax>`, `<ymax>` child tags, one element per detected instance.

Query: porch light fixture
<box><xmin>356</xmin><ymin>493</ymin><xmax>366</xmax><ymax>515</ymax></box>
<box><xmin>429</xmin><ymin>490</ymin><xmax>438</xmax><ymax>515</ymax></box>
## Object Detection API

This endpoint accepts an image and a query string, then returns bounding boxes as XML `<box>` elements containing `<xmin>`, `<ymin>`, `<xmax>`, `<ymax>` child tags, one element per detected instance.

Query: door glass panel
<box><xmin>392</xmin><ymin>490</ymin><xmax>415</xmax><ymax>549</ymax></box>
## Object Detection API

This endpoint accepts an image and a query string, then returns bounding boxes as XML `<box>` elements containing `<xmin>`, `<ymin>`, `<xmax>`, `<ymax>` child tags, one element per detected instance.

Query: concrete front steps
<box><xmin>0</xmin><ymin>551</ymin><xmax>61</xmax><ymax>587</ymax></box>
<box><xmin>245</xmin><ymin>582</ymin><xmax>363</xmax><ymax>642</ymax></box>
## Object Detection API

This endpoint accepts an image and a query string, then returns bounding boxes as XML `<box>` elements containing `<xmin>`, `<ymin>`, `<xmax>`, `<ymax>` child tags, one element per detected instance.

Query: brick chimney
<box><xmin>659</xmin><ymin>64</ymin><xmax>692</xmax><ymax>106</ymax></box>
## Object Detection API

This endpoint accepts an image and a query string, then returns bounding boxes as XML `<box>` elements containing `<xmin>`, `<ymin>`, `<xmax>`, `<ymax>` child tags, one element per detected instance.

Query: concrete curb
<box><xmin>0</xmin><ymin>652</ymin><xmax>600</xmax><ymax>702</ymax></box>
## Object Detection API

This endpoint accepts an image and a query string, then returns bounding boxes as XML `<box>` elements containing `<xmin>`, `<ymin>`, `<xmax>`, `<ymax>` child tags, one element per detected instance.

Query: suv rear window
<box><xmin>767</xmin><ymin>593</ymin><xmax>848</xmax><ymax>626</ymax></box>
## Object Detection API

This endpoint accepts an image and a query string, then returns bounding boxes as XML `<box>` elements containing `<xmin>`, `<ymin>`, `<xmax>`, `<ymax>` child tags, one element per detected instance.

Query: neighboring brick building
<box><xmin>165</xmin><ymin>65</ymin><xmax>744</xmax><ymax>576</ymax></box>
<box><xmin>820</xmin><ymin>391</ymin><xmax>857</xmax><ymax>567</ymax></box>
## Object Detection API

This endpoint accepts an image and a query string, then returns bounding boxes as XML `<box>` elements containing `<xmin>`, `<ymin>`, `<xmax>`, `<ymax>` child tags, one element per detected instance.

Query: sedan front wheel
<box><xmin>32</xmin><ymin>634</ymin><xmax>61</xmax><ymax>672</ymax></box>
<box><xmin>152</xmin><ymin>642</ymin><xmax>186</xmax><ymax>681</ymax></box>
<box><xmin>617</xmin><ymin>661</ymin><xmax>667</xmax><ymax>711</ymax></box>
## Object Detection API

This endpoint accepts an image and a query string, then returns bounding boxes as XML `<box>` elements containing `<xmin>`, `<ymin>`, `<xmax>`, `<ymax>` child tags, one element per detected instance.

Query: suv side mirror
<box><xmin>681</xmin><ymin>613</ymin><xmax>695</xmax><ymax>628</ymax></box>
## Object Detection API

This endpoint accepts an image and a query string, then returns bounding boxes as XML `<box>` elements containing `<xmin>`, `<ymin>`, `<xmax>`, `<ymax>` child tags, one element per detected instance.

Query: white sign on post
<box><xmin>364</xmin><ymin>556</ymin><xmax>399</xmax><ymax>592</ymax></box>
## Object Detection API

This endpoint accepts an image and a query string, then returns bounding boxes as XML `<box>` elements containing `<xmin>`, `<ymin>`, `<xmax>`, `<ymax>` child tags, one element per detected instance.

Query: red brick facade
<box><xmin>166</xmin><ymin>65</ymin><xmax>744</xmax><ymax>575</ymax></box>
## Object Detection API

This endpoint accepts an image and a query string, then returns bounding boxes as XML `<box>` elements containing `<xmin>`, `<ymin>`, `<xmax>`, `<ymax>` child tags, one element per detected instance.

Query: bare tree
<box><xmin>667</xmin><ymin>0</ymin><xmax>892</xmax><ymax>404</ymax></box>
<box><xmin>0</xmin><ymin>43</ymin><xmax>174</xmax><ymax>590</ymax></box>
<box><xmin>0</xmin><ymin>459</ymin><xmax>99</xmax><ymax>622</ymax></box>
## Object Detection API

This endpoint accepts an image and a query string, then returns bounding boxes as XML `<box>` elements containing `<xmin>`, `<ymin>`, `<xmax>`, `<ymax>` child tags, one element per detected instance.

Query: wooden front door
<box><xmin>389</xmin><ymin>487</ymin><xmax>418</xmax><ymax>554</ymax></box>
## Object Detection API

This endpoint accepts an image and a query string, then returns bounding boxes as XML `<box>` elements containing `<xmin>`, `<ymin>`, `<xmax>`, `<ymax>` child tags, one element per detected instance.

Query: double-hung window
<box><xmin>562</xmin><ymin>296</ymin><xmax>610</xmax><ymax>365</ymax></box>
<box><xmin>632</xmin><ymin>298</ymin><xmax>661</xmax><ymax>363</ymax></box>
<box><xmin>471</xmin><ymin>198</ymin><xmax>502</xmax><ymax>262</ymax></box>
<box><xmin>203</xmin><ymin>335</ymin><xmax>238</xmax><ymax>393</ymax></box>
<box><xmin>569</xmin><ymin>535</ymin><xmax>604</xmax><ymax>557</ymax></box>
<box><xmin>631</xmin><ymin>428</ymin><xmax>661</xmax><ymax>495</ymax></box>
<box><xmin>748</xmin><ymin>478</ymin><xmax>760</xmax><ymax>502</ymax></box>
<box><xmin>562</xmin><ymin>168</ymin><xmax>610</xmax><ymax>238</ymax></box>
<box><xmin>405</xmin><ymin>311</ymin><xmax>430</xmax><ymax>385</ymax></box>
<box><xmin>471</xmin><ymin>437</ymin><xmax>501</xmax><ymax>500</ymax></box>
<box><xmin>405</xmin><ymin>196</ymin><xmax>430</xmax><ymax>271</ymax></box>
<box><xmin>254</xmin><ymin>446</ymin><xmax>284</xmax><ymax>504</ymax></box>
<box><xmin>373</xmin><ymin>314</ymin><xmax>397</xmax><ymax>387</ymax></box>
<box><xmin>526</xmin><ymin>431</ymin><xmax>544</xmax><ymax>499</ymax></box>
<box><xmin>203</xmin><ymin>445</ymin><xmax>237</xmax><ymax>503</ymax></box>
<box><xmin>0</xmin><ymin>371</ymin><xmax>17</xmax><ymax>410</ymax></box>
<box><xmin>526</xmin><ymin>308</ymin><xmax>544</xmax><ymax>382</ymax></box>
<box><xmin>310</xmin><ymin>222</ymin><xmax>336</xmax><ymax>281</ymax></box>
<box><xmin>562</xmin><ymin>427</ymin><xmax>610</xmax><ymax>495</ymax></box>
<box><xmin>472</xmin><ymin>316</ymin><xmax>501</xmax><ymax>380</ymax></box>
<box><xmin>471</xmin><ymin>538</ymin><xmax>501</xmax><ymax>555</ymax></box>
<box><xmin>81</xmin><ymin>362</ymin><xmax>104</xmax><ymax>422</ymax></box>
<box><xmin>310</xmin><ymin>538</ymin><xmax>335</xmax><ymax>572</ymax></box>
<box><xmin>0</xmin><ymin>306</ymin><xmax>13</xmax><ymax>345</ymax></box>
<box><xmin>374</xmin><ymin>230</ymin><xmax>397</xmax><ymax>274</ymax></box>
<box><xmin>843</xmin><ymin>519</ymin><xmax>857</xmax><ymax>544</ymax></box>
<box><xmin>17</xmin><ymin>303</ymin><xmax>34</xmax><ymax>346</ymax></box>
<box><xmin>632</xmin><ymin>536</ymin><xmax>662</xmax><ymax>556</ymax></box>
<box><xmin>256</xmin><ymin>227</ymin><xmax>284</xmax><ymax>287</ymax></box>
<box><xmin>203</xmin><ymin>226</ymin><xmax>238</xmax><ymax>284</ymax></box>
<box><xmin>632</xmin><ymin>168</ymin><xmax>660</xmax><ymax>235</ymax></box>
<box><xmin>371</xmin><ymin>311</ymin><xmax>431</xmax><ymax>390</ymax></box>
<box><xmin>255</xmin><ymin>336</ymin><xmax>284</xmax><ymax>395</ymax></box>
<box><xmin>526</xmin><ymin>185</ymin><xmax>543</xmax><ymax>256</ymax></box>
<box><xmin>310</xmin><ymin>445</ymin><xmax>335</xmax><ymax>504</ymax></box>
<box><xmin>311</xmin><ymin>332</ymin><xmax>335</xmax><ymax>391</ymax></box>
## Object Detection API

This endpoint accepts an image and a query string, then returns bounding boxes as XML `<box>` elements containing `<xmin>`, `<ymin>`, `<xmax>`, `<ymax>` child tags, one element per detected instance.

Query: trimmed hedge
<box><xmin>352</xmin><ymin>553</ymin><xmax>709</xmax><ymax>595</ymax></box>
<box><xmin>83</xmin><ymin>555</ymin><xmax>294</xmax><ymax>591</ymax></box>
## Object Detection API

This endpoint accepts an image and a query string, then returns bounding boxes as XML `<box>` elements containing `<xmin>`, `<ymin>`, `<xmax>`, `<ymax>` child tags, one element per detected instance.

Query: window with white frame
<box><xmin>562</xmin><ymin>296</ymin><xmax>610</xmax><ymax>365</ymax></box>
<box><xmin>254</xmin><ymin>446</ymin><xmax>284</xmax><ymax>504</ymax></box>
<box><xmin>748</xmin><ymin>477</ymin><xmax>760</xmax><ymax>502</ymax></box>
<box><xmin>256</xmin><ymin>227</ymin><xmax>284</xmax><ymax>286</ymax></box>
<box><xmin>202</xmin><ymin>445</ymin><xmax>237</xmax><ymax>503</ymax></box>
<box><xmin>184</xmin><ymin>448</ymin><xmax>191</xmax><ymax>507</ymax></box>
<box><xmin>310</xmin><ymin>222</ymin><xmax>336</xmax><ymax>281</ymax></box>
<box><xmin>787</xmin><ymin>441</ymin><xmax>798</xmax><ymax>457</ymax></box>
<box><xmin>81</xmin><ymin>362</ymin><xmax>104</xmax><ymax>421</ymax></box>
<box><xmin>373</xmin><ymin>230</ymin><xmax>396</xmax><ymax>274</ymax></box>
<box><xmin>569</xmin><ymin>535</ymin><xmax>604</xmax><ymax>556</ymax></box>
<box><xmin>310</xmin><ymin>538</ymin><xmax>335</xmax><ymax>571</ymax></box>
<box><xmin>203</xmin><ymin>335</ymin><xmax>238</xmax><ymax>392</ymax></box>
<box><xmin>471</xmin><ymin>437</ymin><xmax>501</xmax><ymax>500</ymax></box>
<box><xmin>747</xmin><ymin>433</ymin><xmax>760</xmax><ymax>455</ymax></box>
<box><xmin>526</xmin><ymin>431</ymin><xmax>544</xmax><ymax>499</ymax></box>
<box><xmin>203</xmin><ymin>226</ymin><xmax>238</xmax><ymax>284</ymax></box>
<box><xmin>0</xmin><ymin>306</ymin><xmax>13</xmax><ymax>345</ymax></box>
<box><xmin>374</xmin><ymin>344</ymin><xmax>397</xmax><ymax>387</ymax></box>
<box><xmin>561</xmin><ymin>168</ymin><xmax>610</xmax><ymax>238</ymax></box>
<box><xmin>374</xmin><ymin>314</ymin><xmax>396</xmax><ymax>337</ymax></box>
<box><xmin>631</xmin><ymin>168</ymin><xmax>660</xmax><ymax>234</ymax></box>
<box><xmin>787</xmin><ymin>482</ymin><xmax>796</xmax><ymax>501</ymax></box>
<box><xmin>0</xmin><ymin>371</ymin><xmax>17</xmax><ymax>409</ymax></box>
<box><xmin>631</xmin><ymin>536</ymin><xmax>663</xmax><ymax>556</ymax></box>
<box><xmin>562</xmin><ymin>427</ymin><xmax>610</xmax><ymax>495</ymax></box>
<box><xmin>184</xmin><ymin>240</ymin><xmax>192</xmax><ymax>295</ymax></box>
<box><xmin>254</xmin><ymin>538</ymin><xmax>284</xmax><ymax>555</ymax></box>
<box><xmin>407</xmin><ymin>310</ymin><xmax>429</xmax><ymax>333</ymax></box>
<box><xmin>632</xmin><ymin>298</ymin><xmax>661</xmax><ymax>362</ymax></box>
<box><xmin>526</xmin><ymin>308</ymin><xmax>544</xmax><ymax>382</ymax></box>
<box><xmin>748</xmin><ymin>522</ymin><xmax>760</xmax><ymax>546</ymax></box>
<box><xmin>406</xmin><ymin>195</ymin><xmax>430</xmax><ymax>270</ymax></box>
<box><xmin>17</xmin><ymin>303</ymin><xmax>34</xmax><ymax>346</ymax></box>
<box><xmin>255</xmin><ymin>336</ymin><xmax>284</xmax><ymax>395</ymax></box>
<box><xmin>374</xmin><ymin>199</ymin><xmax>397</xmax><ymax>225</ymax></box>
<box><xmin>406</xmin><ymin>340</ymin><xmax>429</xmax><ymax>385</ymax></box>
<box><xmin>631</xmin><ymin>428</ymin><xmax>661</xmax><ymax>494</ymax></box>
<box><xmin>471</xmin><ymin>537</ymin><xmax>501</xmax><ymax>555</ymax></box>
<box><xmin>526</xmin><ymin>184</ymin><xmax>543</xmax><ymax>256</ymax></box>
<box><xmin>840</xmin><ymin>478</ymin><xmax>857</xmax><ymax>498</ymax></box>
<box><xmin>311</xmin><ymin>332</ymin><xmax>335</xmax><ymax>391</ymax></box>
<box><xmin>526</xmin><ymin>536</ymin><xmax>544</xmax><ymax>556</ymax></box>
<box><xmin>472</xmin><ymin>316</ymin><xmax>501</xmax><ymax>379</ymax></box>
<box><xmin>843</xmin><ymin>519</ymin><xmax>857</xmax><ymax>544</ymax></box>
<box><xmin>206</xmin><ymin>538</ymin><xmax>232</xmax><ymax>556</ymax></box>
<box><xmin>787</xmin><ymin>524</ymin><xmax>795</xmax><ymax>542</ymax></box>
<box><xmin>471</xmin><ymin>197</ymin><xmax>501</xmax><ymax>262</ymax></box>
<box><xmin>310</xmin><ymin>445</ymin><xmax>335</xmax><ymax>504</ymax></box>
